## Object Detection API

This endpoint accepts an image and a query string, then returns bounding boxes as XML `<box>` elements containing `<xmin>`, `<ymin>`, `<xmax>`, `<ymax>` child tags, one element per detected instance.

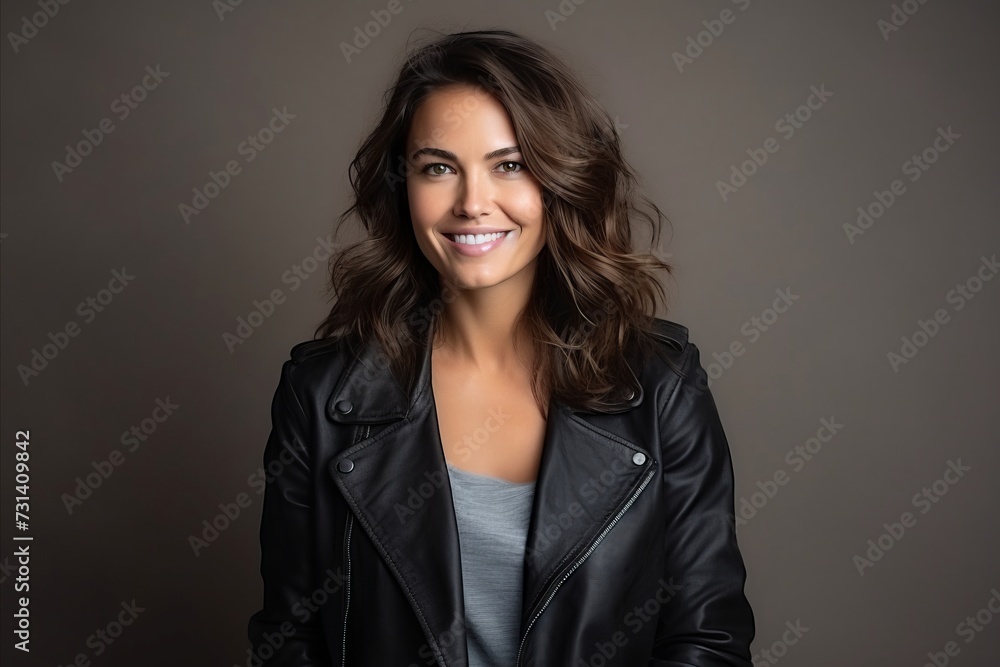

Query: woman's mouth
<box><xmin>442</xmin><ymin>230</ymin><xmax>512</xmax><ymax>256</ymax></box>
<box><xmin>443</xmin><ymin>231</ymin><xmax>509</xmax><ymax>245</ymax></box>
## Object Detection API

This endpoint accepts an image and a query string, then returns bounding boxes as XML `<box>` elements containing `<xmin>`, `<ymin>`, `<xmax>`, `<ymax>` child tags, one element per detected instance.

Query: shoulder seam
<box><xmin>650</xmin><ymin>317</ymin><xmax>689</xmax><ymax>352</ymax></box>
<box><xmin>289</xmin><ymin>337</ymin><xmax>344</xmax><ymax>365</ymax></box>
<box><xmin>656</xmin><ymin>339</ymin><xmax>699</xmax><ymax>421</ymax></box>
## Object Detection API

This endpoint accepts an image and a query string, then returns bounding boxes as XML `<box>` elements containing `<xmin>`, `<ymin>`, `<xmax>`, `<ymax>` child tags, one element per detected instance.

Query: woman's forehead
<box><xmin>407</xmin><ymin>86</ymin><xmax>516</xmax><ymax>156</ymax></box>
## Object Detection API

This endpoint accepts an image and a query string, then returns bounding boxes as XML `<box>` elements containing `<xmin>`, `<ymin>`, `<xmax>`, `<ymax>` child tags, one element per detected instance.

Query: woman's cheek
<box><xmin>511</xmin><ymin>192</ymin><xmax>545</xmax><ymax>225</ymax></box>
<box><xmin>409</xmin><ymin>184</ymin><xmax>449</xmax><ymax>223</ymax></box>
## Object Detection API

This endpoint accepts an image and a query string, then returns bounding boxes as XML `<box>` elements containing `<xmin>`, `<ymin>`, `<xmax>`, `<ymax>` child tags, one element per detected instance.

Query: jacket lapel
<box><xmin>326</xmin><ymin>313</ymin><xmax>654</xmax><ymax>665</ymax></box>
<box><xmin>520</xmin><ymin>401</ymin><xmax>653</xmax><ymax>628</ymax></box>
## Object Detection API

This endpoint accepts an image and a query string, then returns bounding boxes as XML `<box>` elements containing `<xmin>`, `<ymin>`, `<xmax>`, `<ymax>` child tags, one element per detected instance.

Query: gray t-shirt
<box><xmin>446</xmin><ymin>463</ymin><xmax>536</xmax><ymax>667</ymax></box>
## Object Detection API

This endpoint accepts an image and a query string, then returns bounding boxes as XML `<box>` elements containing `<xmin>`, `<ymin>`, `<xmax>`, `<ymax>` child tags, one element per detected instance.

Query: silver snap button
<box><xmin>335</xmin><ymin>400</ymin><xmax>353</xmax><ymax>414</ymax></box>
<box><xmin>632</xmin><ymin>452</ymin><xmax>646</xmax><ymax>466</ymax></box>
<box><xmin>337</xmin><ymin>459</ymin><xmax>355</xmax><ymax>473</ymax></box>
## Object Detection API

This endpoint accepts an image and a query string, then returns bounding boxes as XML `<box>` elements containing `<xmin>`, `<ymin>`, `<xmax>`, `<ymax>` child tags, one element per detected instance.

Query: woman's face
<box><xmin>405</xmin><ymin>84</ymin><xmax>546</xmax><ymax>291</ymax></box>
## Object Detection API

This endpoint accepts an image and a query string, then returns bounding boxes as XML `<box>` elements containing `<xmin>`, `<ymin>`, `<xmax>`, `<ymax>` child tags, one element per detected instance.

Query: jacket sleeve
<box><xmin>648</xmin><ymin>342</ymin><xmax>756</xmax><ymax>666</ymax></box>
<box><xmin>247</xmin><ymin>357</ymin><xmax>333</xmax><ymax>665</ymax></box>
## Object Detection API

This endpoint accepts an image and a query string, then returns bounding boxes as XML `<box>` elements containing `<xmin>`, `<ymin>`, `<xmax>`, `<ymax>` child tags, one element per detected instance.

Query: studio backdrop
<box><xmin>1</xmin><ymin>0</ymin><xmax>998</xmax><ymax>665</ymax></box>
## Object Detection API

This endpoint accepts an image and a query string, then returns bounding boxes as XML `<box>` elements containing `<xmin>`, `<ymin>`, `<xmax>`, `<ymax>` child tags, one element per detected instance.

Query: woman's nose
<box><xmin>453</xmin><ymin>172</ymin><xmax>495</xmax><ymax>219</ymax></box>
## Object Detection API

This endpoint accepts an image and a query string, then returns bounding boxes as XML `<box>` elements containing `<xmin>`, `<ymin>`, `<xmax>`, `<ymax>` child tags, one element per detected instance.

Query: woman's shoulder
<box><xmin>288</xmin><ymin>335</ymin><xmax>350</xmax><ymax>365</ymax></box>
<box><xmin>275</xmin><ymin>334</ymin><xmax>357</xmax><ymax>402</ymax></box>
<box><xmin>648</xmin><ymin>317</ymin><xmax>689</xmax><ymax>353</ymax></box>
<box><xmin>636</xmin><ymin>317</ymin><xmax>712</xmax><ymax>401</ymax></box>
<box><xmin>641</xmin><ymin>317</ymin><xmax>693</xmax><ymax>373</ymax></box>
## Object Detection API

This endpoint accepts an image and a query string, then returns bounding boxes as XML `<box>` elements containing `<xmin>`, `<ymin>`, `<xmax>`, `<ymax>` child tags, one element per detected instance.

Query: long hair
<box><xmin>315</xmin><ymin>28</ymin><xmax>678</xmax><ymax>415</ymax></box>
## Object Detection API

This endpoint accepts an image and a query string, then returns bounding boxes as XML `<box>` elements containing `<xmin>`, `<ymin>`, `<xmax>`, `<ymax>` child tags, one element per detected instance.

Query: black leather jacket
<box><xmin>248</xmin><ymin>317</ymin><xmax>755</xmax><ymax>666</ymax></box>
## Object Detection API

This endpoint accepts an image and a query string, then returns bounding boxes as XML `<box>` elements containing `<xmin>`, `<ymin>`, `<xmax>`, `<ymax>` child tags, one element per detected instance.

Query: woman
<box><xmin>248</xmin><ymin>28</ymin><xmax>755</xmax><ymax>666</ymax></box>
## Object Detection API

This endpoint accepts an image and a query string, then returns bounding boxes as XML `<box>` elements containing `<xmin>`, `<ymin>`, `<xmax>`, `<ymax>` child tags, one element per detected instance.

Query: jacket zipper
<box><xmin>341</xmin><ymin>422</ymin><xmax>448</xmax><ymax>667</ymax></box>
<box><xmin>514</xmin><ymin>466</ymin><xmax>656</xmax><ymax>667</ymax></box>
<box><xmin>342</xmin><ymin>424</ymin><xmax>367</xmax><ymax>667</ymax></box>
<box><xmin>342</xmin><ymin>514</ymin><xmax>353</xmax><ymax>667</ymax></box>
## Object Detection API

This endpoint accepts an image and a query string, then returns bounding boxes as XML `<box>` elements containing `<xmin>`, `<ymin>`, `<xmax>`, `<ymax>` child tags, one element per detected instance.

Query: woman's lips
<box><xmin>442</xmin><ymin>230</ymin><xmax>512</xmax><ymax>257</ymax></box>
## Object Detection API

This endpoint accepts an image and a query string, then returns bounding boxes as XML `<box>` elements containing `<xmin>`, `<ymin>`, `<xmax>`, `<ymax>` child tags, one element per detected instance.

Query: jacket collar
<box><xmin>326</xmin><ymin>312</ymin><xmax>656</xmax><ymax>666</ymax></box>
<box><xmin>324</xmin><ymin>311</ymin><xmax>645</xmax><ymax>424</ymax></box>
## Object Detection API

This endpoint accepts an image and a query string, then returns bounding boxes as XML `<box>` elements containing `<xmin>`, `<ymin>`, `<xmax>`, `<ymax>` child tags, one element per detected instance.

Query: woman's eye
<box><xmin>419</xmin><ymin>161</ymin><xmax>524</xmax><ymax>176</ymax></box>
<box><xmin>422</xmin><ymin>163</ymin><xmax>453</xmax><ymax>176</ymax></box>
<box><xmin>497</xmin><ymin>161</ymin><xmax>524</xmax><ymax>173</ymax></box>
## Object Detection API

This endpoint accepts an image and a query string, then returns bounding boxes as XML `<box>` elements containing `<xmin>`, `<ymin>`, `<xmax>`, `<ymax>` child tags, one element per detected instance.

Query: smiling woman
<box><xmin>406</xmin><ymin>85</ymin><xmax>547</xmax><ymax>294</ymax></box>
<box><xmin>248</xmin><ymin>27</ymin><xmax>755</xmax><ymax>666</ymax></box>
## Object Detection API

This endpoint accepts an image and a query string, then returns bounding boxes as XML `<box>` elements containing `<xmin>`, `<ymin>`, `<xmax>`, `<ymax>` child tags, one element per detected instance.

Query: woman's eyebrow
<box><xmin>409</xmin><ymin>145</ymin><xmax>521</xmax><ymax>161</ymax></box>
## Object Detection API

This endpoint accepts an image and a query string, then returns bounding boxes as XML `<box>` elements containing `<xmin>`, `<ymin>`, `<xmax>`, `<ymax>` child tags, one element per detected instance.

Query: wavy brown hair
<box><xmin>315</xmin><ymin>27</ymin><xmax>679</xmax><ymax>415</ymax></box>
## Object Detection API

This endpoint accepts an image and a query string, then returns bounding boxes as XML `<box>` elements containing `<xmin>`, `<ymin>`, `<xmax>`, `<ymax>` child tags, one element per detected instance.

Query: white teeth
<box><xmin>448</xmin><ymin>231</ymin><xmax>507</xmax><ymax>246</ymax></box>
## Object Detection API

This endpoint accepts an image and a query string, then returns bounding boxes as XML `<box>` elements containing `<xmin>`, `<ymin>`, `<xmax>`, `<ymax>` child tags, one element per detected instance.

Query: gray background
<box><xmin>2</xmin><ymin>0</ymin><xmax>998</xmax><ymax>665</ymax></box>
